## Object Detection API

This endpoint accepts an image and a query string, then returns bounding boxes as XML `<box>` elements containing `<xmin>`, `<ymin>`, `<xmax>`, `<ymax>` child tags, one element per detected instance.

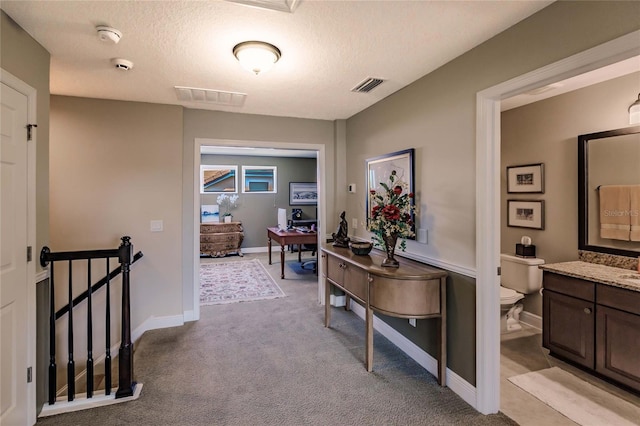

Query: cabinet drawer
<box><xmin>597</xmin><ymin>285</ymin><xmax>640</xmax><ymax>316</ymax></box>
<box><xmin>200</xmin><ymin>233</ymin><xmax>242</xmax><ymax>244</ymax></box>
<box><xmin>200</xmin><ymin>242</ymin><xmax>240</xmax><ymax>251</ymax></box>
<box><xmin>326</xmin><ymin>255</ymin><xmax>344</xmax><ymax>286</ymax></box>
<box><xmin>343</xmin><ymin>264</ymin><xmax>367</xmax><ymax>301</ymax></box>
<box><xmin>200</xmin><ymin>223</ymin><xmax>242</xmax><ymax>233</ymax></box>
<box><xmin>543</xmin><ymin>272</ymin><xmax>595</xmax><ymax>302</ymax></box>
<box><xmin>370</xmin><ymin>276</ymin><xmax>440</xmax><ymax>317</ymax></box>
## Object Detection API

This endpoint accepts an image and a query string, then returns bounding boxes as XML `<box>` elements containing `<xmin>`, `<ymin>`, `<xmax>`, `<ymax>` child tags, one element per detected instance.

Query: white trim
<box><xmin>1</xmin><ymin>68</ymin><xmax>38</xmax><ymax>426</ymax></box>
<box><xmin>193</xmin><ymin>137</ymin><xmax>327</xmax><ymax>319</ymax></box>
<box><xmin>132</xmin><ymin>315</ymin><xmax>185</xmax><ymax>342</ymax></box>
<box><xmin>40</xmin><ymin>383</ymin><xmax>143</xmax><ymax>418</ymax></box>
<box><xmin>519</xmin><ymin>311</ymin><xmax>542</xmax><ymax>331</ymax></box>
<box><xmin>183</xmin><ymin>310</ymin><xmax>196</xmax><ymax>322</ymax></box>
<box><xmin>36</xmin><ymin>269</ymin><xmax>49</xmax><ymax>283</ymax></box>
<box><xmin>241</xmin><ymin>246</ymin><xmax>270</xmax><ymax>254</ymax></box>
<box><xmin>475</xmin><ymin>30</ymin><xmax>640</xmax><ymax>415</ymax></box>
<box><xmin>349</xmin><ymin>302</ymin><xmax>476</xmax><ymax>407</ymax></box>
<box><xmin>399</xmin><ymin>251</ymin><xmax>476</xmax><ymax>279</ymax></box>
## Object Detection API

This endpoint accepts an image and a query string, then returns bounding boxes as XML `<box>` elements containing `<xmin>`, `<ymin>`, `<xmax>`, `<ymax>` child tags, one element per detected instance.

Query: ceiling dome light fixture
<box><xmin>233</xmin><ymin>41</ymin><xmax>281</xmax><ymax>75</ymax></box>
<box><xmin>629</xmin><ymin>93</ymin><xmax>640</xmax><ymax>125</ymax></box>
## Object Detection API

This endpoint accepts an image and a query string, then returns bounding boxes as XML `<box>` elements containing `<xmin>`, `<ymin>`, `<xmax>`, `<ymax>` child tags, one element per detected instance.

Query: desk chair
<box><xmin>300</xmin><ymin>244</ymin><xmax>317</xmax><ymax>274</ymax></box>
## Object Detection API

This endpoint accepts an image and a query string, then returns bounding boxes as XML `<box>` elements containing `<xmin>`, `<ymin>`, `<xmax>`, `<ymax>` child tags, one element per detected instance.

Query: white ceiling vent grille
<box><xmin>351</xmin><ymin>77</ymin><xmax>385</xmax><ymax>93</ymax></box>
<box><xmin>174</xmin><ymin>86</ymin><xmax>247</xmax><ymax>107</ymax></box>
<box><xmin>225</xmin><ymin>0</ymin><xmax>301</xmax><ymax>13</ymax></box>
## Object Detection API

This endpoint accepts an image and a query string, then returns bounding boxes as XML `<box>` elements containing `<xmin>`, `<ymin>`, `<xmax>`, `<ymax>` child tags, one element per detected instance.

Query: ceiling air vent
<box><xmin>351</xmin><ymin>77</ymin><xmax>385</xmax><ymax>93</ymax></box>
<box><xmin>174</xmin><ymin>86</ymin><xmax>247</xmax><ymax>107</ymax></box>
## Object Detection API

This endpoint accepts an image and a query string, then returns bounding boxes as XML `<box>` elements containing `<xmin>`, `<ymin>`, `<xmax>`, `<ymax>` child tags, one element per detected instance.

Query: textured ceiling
<box><xmin>1</xmin><ymin>0</ymin><xmax>554</xmax><ymax>120</ymax></box>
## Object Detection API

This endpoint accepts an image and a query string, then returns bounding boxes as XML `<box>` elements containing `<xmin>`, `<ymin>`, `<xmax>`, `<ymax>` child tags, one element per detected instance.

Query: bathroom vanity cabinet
<box><xmin>542</xmin><ymin>266</ymin><xmax>640</xmax><ymax>392</ymax></box>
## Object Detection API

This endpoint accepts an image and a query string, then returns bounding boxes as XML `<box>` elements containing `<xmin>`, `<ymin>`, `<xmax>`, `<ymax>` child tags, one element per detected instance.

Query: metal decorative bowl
<box><xmin>350</xmin><ymin>241</ymin><xmax>373</xmax><ymax>255</ymax></box>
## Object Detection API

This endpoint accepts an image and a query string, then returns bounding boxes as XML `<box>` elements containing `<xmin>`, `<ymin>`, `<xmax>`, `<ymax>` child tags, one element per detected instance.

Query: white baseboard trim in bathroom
<box><xmin>519</xmin><ymin>311</ymin><xmax>542</xmax><ymax>331</ymax></box>
<box><xmin>348</xmin><ymin>301</ymin><xmax>477</xmax><ymax>409</ymax></box>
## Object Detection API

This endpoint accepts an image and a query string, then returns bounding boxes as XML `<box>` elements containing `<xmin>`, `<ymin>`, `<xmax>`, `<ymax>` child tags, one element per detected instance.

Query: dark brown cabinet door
<box><xmin>543</xmin><ymin>290</ymin><xmax>595</xmax><ymax>368</ymax></box>
<box><xmin>596</xmin><ymin>306</ymin><xmax>640</xmax><ymax>392</ymax></box>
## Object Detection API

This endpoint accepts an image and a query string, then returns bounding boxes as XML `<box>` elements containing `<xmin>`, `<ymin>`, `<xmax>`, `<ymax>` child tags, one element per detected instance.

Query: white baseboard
<box><xmin>133</xmin><ymin>314</ymin><xmax>184</xmax><ymax>342</ymax></box>
<box><xmin>41</xmin><ymin>383</ymin><xmax>143</xmax><ymax>417</ymax></box>
<box><xmin>519</xmin><ymin>311</ymin><xmax>542</xmax><ymax>331</ymax></box>
<box><xmin>348</xmin><ymin>301</ymin><xmax>477</xmax><ymax>409</ymax></box>
<box><xmin>242</xmin><ymin>246</ymin><xmax>269</xmax><ymax>254</ymax></box>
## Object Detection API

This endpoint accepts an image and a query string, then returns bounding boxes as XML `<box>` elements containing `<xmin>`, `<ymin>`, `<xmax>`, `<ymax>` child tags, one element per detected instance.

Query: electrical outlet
<box><xmin>352</xmin><ymin>218</ymin><xmax>358</xmax><ymax>229</ymax></box>
<box><xmin>409</xmin><ymin>318</ymin><xmax>417</xmax><ymax>327</ymax></box>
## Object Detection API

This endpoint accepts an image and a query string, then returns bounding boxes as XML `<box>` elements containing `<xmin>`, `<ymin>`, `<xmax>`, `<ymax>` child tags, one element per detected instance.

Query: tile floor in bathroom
<box><xmin>500</xmin><ymin>324</ymin><xmax>640</xmax><ymax>425</ymax></box>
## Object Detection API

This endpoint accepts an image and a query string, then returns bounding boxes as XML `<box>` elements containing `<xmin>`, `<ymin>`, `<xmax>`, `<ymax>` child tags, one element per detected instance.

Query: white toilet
<box><xmin>500</xmin><ymin>254</ymin><xmax>544</xmax><ymax>333</ymax></box>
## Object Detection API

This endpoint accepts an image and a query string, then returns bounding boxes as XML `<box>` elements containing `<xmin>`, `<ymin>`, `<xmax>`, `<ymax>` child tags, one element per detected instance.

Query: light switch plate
<box><xmin>150</xmin><ymin>220</ymin><xmax>163</xmax><ymax>232</ymax></box>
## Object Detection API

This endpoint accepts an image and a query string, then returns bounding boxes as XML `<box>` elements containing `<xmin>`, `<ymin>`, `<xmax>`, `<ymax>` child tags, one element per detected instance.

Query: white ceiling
<box><xmin>1</xmin><ymin>0</ymin><xmax>554</xmax><ymax>121</ymax></box>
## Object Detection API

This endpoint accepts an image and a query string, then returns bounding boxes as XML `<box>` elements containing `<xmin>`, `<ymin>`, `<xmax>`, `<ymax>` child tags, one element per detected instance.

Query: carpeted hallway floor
<box><xmin>37</xmin><ymin>253</ymin><xmax>516</xmax><ymax>425</ymax></box>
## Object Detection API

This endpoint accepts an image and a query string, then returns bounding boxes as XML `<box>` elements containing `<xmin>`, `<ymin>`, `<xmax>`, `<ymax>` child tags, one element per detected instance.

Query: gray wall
<box><xmin>345</xmin><ymin>1</ymin><xmax>640</xmax><ymax>385</ymax></box>
<box><xmin>1</xmin><ymin>10</ymin><xmax>50</xmax><ymax>273</ymax></box>
<box><xmin>501</xmin><ymin>72</ymin><xmax>640</xmax><ymax>315</ymax></box>
<box><xmin>201</xmin><ymin>154</ymin><xmax>317</xmax><ymax>247</ymax></box>
<box><xmin>50</xmin><ymin>96</ymin><xmax>185</xmax><ymax>326</ymax></box>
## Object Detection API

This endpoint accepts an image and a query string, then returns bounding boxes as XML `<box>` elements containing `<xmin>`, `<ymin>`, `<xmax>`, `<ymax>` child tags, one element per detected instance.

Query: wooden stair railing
<box><xmin>40</xmin><ymin>236</ymin><xmax>142</xmax><ymax>405</ymax></box>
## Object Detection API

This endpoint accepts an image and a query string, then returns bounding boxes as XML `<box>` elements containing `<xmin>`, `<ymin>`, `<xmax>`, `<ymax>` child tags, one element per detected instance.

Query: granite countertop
<box><xmin>541</xmin><ymin>261</ymin><xmax>640</xmax><ymax>292</ymax></box>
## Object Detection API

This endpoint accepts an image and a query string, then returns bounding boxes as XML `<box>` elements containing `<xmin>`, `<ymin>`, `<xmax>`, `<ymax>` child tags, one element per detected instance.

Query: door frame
<box><xmin>192</xmin><ymin>138</ymin><xmax>326</xmax><ymax>321</ymax></box>
<box><xmin>1</xmin><ymin>68</ymin><xmax>38</xmax><ymax>425</ymax></box>
<box><xmin>475</xmin><ymin>30</ymin><xmax>640</xmax><ymax>414</ymax></box>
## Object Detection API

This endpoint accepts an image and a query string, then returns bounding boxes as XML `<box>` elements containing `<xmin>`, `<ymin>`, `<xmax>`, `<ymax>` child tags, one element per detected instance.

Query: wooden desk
<box><xmin>267</xmin><ymin>227</ymin><xmax>318</xmax><ymax>279</ymax></box>
<box><xmin>322</xmin><ymin>245</ymin><xmax>448</xmax><ymax>386</ymax></box>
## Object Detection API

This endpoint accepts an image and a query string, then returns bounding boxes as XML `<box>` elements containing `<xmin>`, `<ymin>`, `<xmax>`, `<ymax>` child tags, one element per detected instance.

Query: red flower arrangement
<box><xmin>368</xmin><ymin>170</ymin><xmax>415</xmax><ymax>251</ymax></box>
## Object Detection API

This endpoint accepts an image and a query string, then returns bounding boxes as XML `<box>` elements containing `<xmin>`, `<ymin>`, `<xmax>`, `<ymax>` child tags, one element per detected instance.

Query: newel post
<box><xmin>116</xmin><ymin>236</ymin><xmax>135</xmax><ymax>398</ymax></box>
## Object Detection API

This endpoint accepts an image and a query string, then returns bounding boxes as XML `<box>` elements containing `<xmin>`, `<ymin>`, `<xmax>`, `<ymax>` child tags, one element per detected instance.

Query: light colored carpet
<box><xmin>200</xmin><ymin>258</ymin><xmax>285</xmax><ymax>305</ymax></box>
<box><xmin>508</xmin><ymin>367</ymin><xmax>640</xmax><ymax>426</ymax></box>
<box><xmin>37</xmin><ymin>254</ymin><xmax>517</xmax><ymax>425</ymax></box>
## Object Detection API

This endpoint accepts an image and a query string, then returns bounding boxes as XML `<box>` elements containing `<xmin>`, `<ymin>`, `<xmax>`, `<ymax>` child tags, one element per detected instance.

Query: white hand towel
<box><xmin>630</xmin><ymin>185</ymin><xmax>640</xmax><ymax>242</ymax></box>
<box><xmin>599</xmin><ymin>185</ymin><xmax>630</xmax><ymax>241</ymax></box>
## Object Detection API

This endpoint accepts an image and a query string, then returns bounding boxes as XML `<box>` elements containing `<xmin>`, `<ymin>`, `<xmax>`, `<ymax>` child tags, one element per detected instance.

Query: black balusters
<box><xmin>39</xmin><ymin>237</ymin><xmax>141</xmax><ymax>405</ymax></box>
<box><xmin>116</xmin><ymin>236</ymin><xmax>134</xmax><ymax>398</ymax></box>
<box><xmin>105</xmin><ymin>258</ymin><xmax>112</xmax><ymax>396</ymax></box>
<box><xmin>67</xmin><ymin>261</ymin><xmax>75</xmax><ymax>401</ymax></box>
<box><xmin>47</xmin><ymin>257</ymin><xmax>56</xmax><ymax>405</ymax></box>
<box><xmin>86</xmin><ymin>259</ymin><xmax>94</xmax><ymax>398</ymax></box>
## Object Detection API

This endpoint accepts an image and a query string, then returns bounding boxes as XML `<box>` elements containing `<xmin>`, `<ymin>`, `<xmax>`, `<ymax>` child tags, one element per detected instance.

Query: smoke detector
<box><xmin>96</xmin><ymin>26</ymin><xmax>122</xmax><ymax>44</ymax></box>
<box><xmin>111</xmin><ymin>58</ymin><xmax>134</xmax><ymax>71</ymax></box>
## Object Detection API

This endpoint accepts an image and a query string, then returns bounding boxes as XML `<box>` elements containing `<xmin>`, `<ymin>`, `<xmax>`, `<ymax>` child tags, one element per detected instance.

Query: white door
<box><xmin>0</xmin><ymin>81</ymin><xmax>30</xmax><ymax>425</ymax></box>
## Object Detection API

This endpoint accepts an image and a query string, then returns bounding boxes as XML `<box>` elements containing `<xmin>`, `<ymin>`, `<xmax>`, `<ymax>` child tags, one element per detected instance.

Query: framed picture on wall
<box><xmin>507</xmin><ymin>200</ymin><xmax>545</xmax><ymax>229</ymax></box>
<box><xmin>507</xmin><ymin>163</ymin><xmax>544</xmax><ymax>193</ymax></box>
<box><xmin>289</xmin><ymin>182</ymin><xmax>317</xmax><ymax>205</ymax></box>
<box><xmin>365</xmin><ymin>148</ymin><xmax>415</xmax><ymax>238</ymax></box>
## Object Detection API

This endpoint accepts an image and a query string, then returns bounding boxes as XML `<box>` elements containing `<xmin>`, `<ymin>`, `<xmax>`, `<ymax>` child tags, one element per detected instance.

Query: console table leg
<box><xmin>267</xmin><ymin>237</ymin><xmax>272</xmax><ymax>265</ymax></box>
<box><xmin>366</xmin><ymin>306</ymin><xmax>373</xmax><ymax>372</ymax></box>
<box><xmin>280</xmin><ymin>244</ymin><xmax>285</xmax><ymax>279</ymax></box>
<box><xmin>324</xmin><ymin>279</ymin><xmax>331</xmax><ymax>328</ymax></box>
<box><xmin>345</xmin><ymin>294</ymin><xmax>351</xmax><ymax>311</ymax></box>
<box><xmin>439</xmin><ymin>276</ymin><xmax>447</xmax><ymax>386</ymax></box>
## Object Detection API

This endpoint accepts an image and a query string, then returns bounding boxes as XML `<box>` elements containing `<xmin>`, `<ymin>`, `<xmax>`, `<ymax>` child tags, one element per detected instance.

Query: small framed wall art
<box><xmin>507</xmin><ymin>200</ymin><xmax>545</xmax><ymax>230</ymax></box>
<box><xmin>507</xmin><ymin>163</ymin><xmax>544</xmax><ymax>193</ymax></box>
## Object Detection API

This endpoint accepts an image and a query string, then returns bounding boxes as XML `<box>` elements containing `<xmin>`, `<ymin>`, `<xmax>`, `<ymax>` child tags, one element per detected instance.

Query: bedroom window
<box><xmin>242</xmin><ymin>166</ymin><xmax>277</xmax><ymax>193</ymax></box>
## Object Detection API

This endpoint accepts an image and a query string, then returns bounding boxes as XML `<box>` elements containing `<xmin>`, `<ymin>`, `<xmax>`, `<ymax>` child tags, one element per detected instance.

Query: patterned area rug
<box><xmin>200</xmin><ymin>259</ymin><xmax>285</xmax><ymax>305</ymax></box>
